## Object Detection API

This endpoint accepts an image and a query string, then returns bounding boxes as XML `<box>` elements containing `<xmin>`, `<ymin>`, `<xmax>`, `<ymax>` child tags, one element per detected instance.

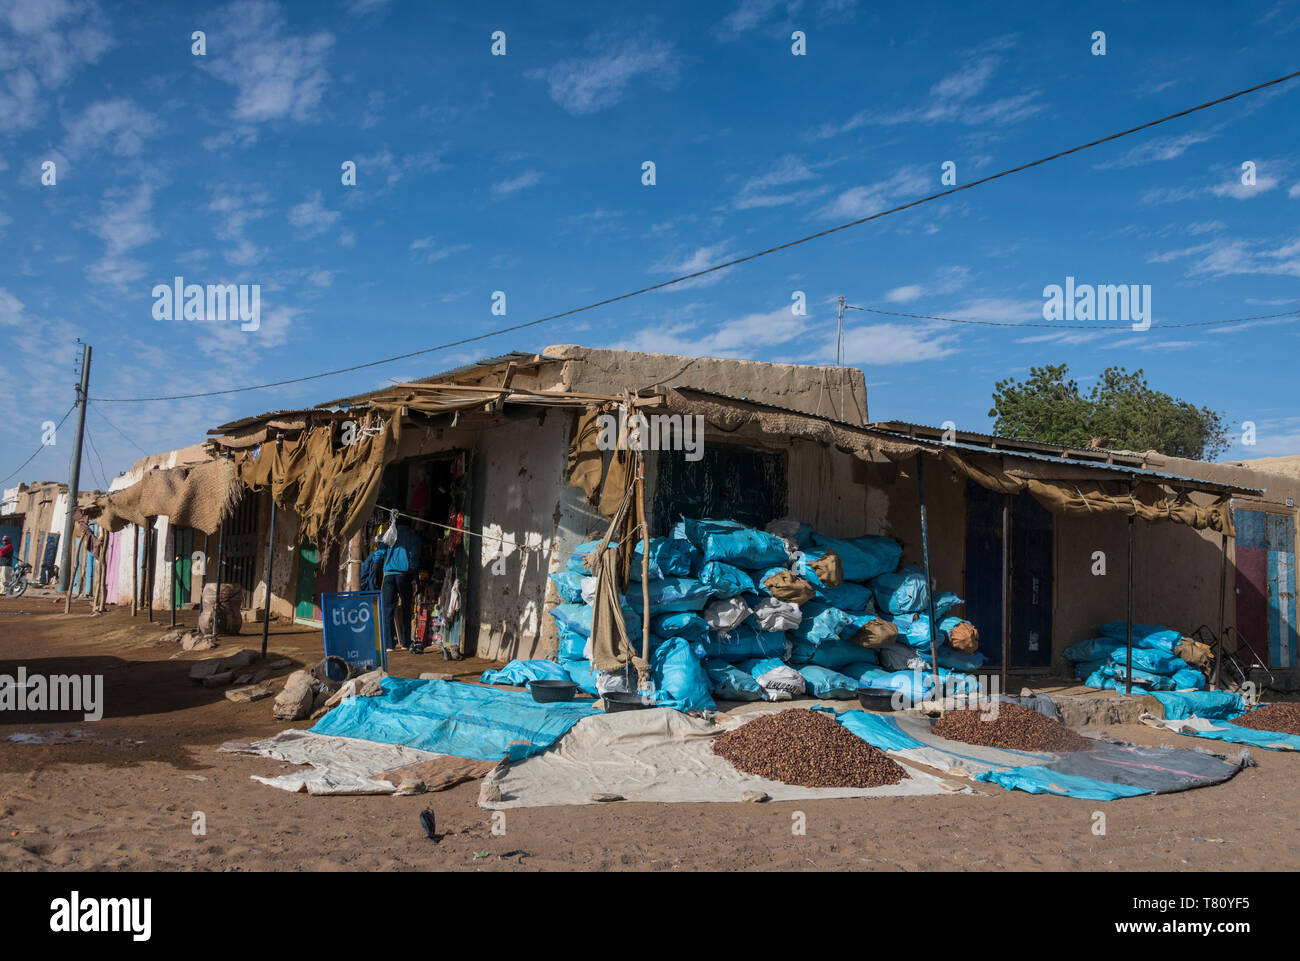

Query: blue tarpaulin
<box><xmin>311</xmin><ymin>677</ymin><xmax>600</xmax><ymax>761</ymax></box>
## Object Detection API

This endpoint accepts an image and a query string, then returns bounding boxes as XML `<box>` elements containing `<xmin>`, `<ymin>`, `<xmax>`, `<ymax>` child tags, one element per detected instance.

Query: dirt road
<box><xmin>1</xmin><ymin>597</ymin><xmax>1294</xmax><ymax>871</ymax></box>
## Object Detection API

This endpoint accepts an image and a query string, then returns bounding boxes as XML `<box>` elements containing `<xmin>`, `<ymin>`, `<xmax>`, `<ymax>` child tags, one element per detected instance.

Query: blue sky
<box><xmin>2</xmin><ymin>0</ymin><xmax>1299</xmax><ymax>490</ymax></box>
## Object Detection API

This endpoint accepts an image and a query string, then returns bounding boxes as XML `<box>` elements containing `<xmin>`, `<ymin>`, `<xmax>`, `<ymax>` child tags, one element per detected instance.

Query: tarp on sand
<box><xmin>478</xmin><ymin>707</ymin><xmax>973</xmax><ymax>808</ymax></box>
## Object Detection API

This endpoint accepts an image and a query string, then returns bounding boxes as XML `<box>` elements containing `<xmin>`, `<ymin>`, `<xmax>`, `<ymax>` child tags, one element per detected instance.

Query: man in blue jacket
<box><xmin>381</xmin><ymin>517</ymin><xmax>423</xmax><ymax>652</ymax></box>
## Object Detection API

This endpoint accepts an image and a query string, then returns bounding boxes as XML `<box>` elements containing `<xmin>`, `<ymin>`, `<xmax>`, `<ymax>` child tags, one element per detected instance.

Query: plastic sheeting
<box><xmin>479</xmin><ymin>708</ymin><xmax>972</xmax><ymax>808</ymax></box>
<box><xmin>311</xmin><ymin>677</ymin><xmax>600</xmax><ymax>761</ymax></box>
<box><xmin>1143</xmin><ymin>714</ymin><xmax>1300</xmax><ymax>751</ymax></box>
<box><xmin>810</xmin><ymin>533</ymin><xmax>901</xmax><ymax>582</ymax></box>
<box><xmin>479</xmin><ymin>660</ymin><xmax>573</xmax><ymax>687</ymax></box>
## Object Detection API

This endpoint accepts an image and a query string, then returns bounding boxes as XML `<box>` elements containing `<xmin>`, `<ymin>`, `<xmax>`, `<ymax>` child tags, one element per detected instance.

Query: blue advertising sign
<box><xmin>321</xmin><ymin>591</ymin><xmax>387</xmax><ymax>681</ymax></box>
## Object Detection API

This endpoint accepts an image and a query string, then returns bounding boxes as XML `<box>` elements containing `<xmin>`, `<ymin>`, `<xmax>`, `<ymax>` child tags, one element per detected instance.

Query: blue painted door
<box><xmin>1234</xmin><ymin>509</ymin><xmax>1298</xmax><ymax>669</ymax></box>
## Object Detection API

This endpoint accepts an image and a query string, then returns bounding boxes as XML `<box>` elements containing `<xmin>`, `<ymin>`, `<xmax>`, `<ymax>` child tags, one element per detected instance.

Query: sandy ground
<box><xmin>1</xmin><ymin>594</ymin><xmax>1297</xmax><ymax>872</ymax></box>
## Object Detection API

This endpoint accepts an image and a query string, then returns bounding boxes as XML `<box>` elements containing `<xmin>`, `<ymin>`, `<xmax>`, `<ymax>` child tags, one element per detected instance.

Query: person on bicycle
<box><xmin>0</xmin><ymin>536</ymin><xmax>13</xmax><ymax>593</ymax></box>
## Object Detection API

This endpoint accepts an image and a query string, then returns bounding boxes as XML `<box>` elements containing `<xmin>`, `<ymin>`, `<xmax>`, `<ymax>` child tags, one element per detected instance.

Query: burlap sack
<box><xmin>762</xmin><ymin>570</ymin><xmax>815</xmax><ymax>605</ymax></box>
<box><xmin>809</xmin><ymin>549</ymin><xmax>843</xmax><ymax>588</ymax></box>
<box><xmin>946</xmin><ymin>620</ymin><xmax>980</xmax><ymax>653</ymax></box>
<box><xmin>848</xmin><ymin>616</ymin><xmax>899</xmax><ymax>650</ymax></box>
<box><xmin>198</xmin><ymin>582</ymin><xmax>243</xmax><ymax>634</ymax></box>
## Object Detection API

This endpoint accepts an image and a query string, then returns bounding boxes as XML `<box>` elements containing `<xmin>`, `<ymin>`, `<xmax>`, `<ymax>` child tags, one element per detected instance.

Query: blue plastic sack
<box><xmin>630</xmin><ymin>537</ymin><xmax>696</xmax><ymax>581</ymax></box>
<box><xmin>1074</xmin><ymin>657</ymin><xmax>1108</xmax><ymax>681</ymax></box>
<box><xmin>871</xmin><ymin>564</ymin><xmax>930</xmax><ymax>615</ymax></box>
<box><xmin>1170</xmin><ymin>668</ymin><xmax>1207</xmax><ymax>690</ymax></box>
<box><xmin>842</xmin><ymin>662</ymin><xmax>891</xmax><ymax>686</ymax></box>
<box><xmin>693</xmin><ymin>624</ymin><xmax>788</xmax><ymax>663</ymax></box>
<box><xmin>1104</xmin><ymin>663</ymin><xmax>1176</xmax><ymax>689</ymax></box>
<box><xmin>1108</xmin><ymin>648</ymin><xmax>1187</xmax><ymax>676</ymax></box>
<box><xmin>557</xmin><ymin>628</ymin><xmax>587</xmax><ymax>661</ymax></box>
<box><xmin>794</xmin><ymin>547</ymin><xmax>841</xmax><ymax>589</ymax></box>
<box><xmin>789</xmin><ymin>636</ymin><xmax>869</xmax><ymax>670</ymax></box>
<box><xmin>810</xmin><ymin>533</ymin><xmax>901</xmax><ymax>582</ymax></box>
<box><xmin>890</xmin><ymin>612</ymin><xmax>948</xmax><ymax>650</ymax></box>
<box><xmin>697</xmin><ymin>561</ymin><xmax>756</xmax><ymax>598</ymax></box>
<box><xmin>651</xmin><ymin>611</ymin><xmax>709</xmax><ymax>642</ymax></box>
<box><xmin>626</xmin><ymin>576</ymin><xmax>712</xmax><ymax>613</ymax></box>
<box><xmin>797</xmin><ymin>665</ymin><xmax>859</xmax><ymax>699</ymax></box>
<box><xmin>751</xmin><ymin>566</ymin><xmax>795</xmax><ymax>597</ymax></box>
<box><xmin>1099</xmin><ymin>621</ymin><xmax>1183</xmax><ymax>652</ymax></box>
<box><xmin>704</xmin><ymin>659</ymin><xmax>763</xmax><ymax>701</ymax></box>
<box><xmin>566</xmin><ymin>540</ymin><xmax>612</xmax><ymax>574</ymax></box>
<box><xmin>561</xmin><ymin>659</ymin><xmax>599</xmax><ymax>695</ymax></box>
<box><xmin>861</xmin><ymin>669</ymin><xmax>935</xmax><ymax>701</ymax></box>
<box><xmin>1148</xmin><ymin>690</ymin><xmax>1244</xmax><ymax>720</ymax></box>
<box><xmin>652</xmin><ymin>637</ymin><xmax>716</xmax><ymax>712</ymax></box>
<box><xmin>738</xmin><ymin>656</ymin><xmax>788</xmax><ymax>679</ymax></box>
<box><xmin>479</xmin><ymin>659</ymin><xmax>572</xmax><ymax>687</ymax></box>
<box><xmin>689</xmin><ymin>521</ymin><xmax>789</xmax><ymax>568</ymax></box>
<box><xmin>549</xmin><ymin>602</ymin><xmax>640</xmax><ymax>641</ymax></box>
<box><xmin>933</xmin><ymin>591</ymin><xmax>963</xmax><ymax>620</ymax></box>
<box><xmin>817</xmin><ymin>581</ymin><xmax>875</xmax><ymax>613</ymax></box>
<box><xmin>549</xmin><ymin>571</ymin><xmax>586</xmax><ymax>603</ymax></box>
<box><xmin>790</xmin><ymin>600</ymin><xmax>855</xmax><ymax>646</ymax></box>
<box><xmin>1063</xmin><ymin>637</ymin><xmax>1126</xmax><ymax>663</ymax></box>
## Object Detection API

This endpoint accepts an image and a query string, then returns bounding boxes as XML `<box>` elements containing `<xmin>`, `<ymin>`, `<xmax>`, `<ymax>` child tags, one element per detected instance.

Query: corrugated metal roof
<box><xmin>317</xmin><ymin>351</ymin><xmax>543</xmax><ymax>408</ymax></box>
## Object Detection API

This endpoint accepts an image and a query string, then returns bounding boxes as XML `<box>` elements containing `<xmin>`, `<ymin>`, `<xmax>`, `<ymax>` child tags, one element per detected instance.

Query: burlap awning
<box><xmin>94</xmin><ymin>459</ymin><xmax>242</xmax><ymax>535</ymax></box>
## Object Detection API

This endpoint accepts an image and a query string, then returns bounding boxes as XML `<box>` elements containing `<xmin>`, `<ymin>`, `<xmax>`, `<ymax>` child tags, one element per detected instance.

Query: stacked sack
<box><xmin>531</xmin><ymin>516</ymin><xmax>988</xmax><ymax>709</ymax></box>
<box><xmin>1064</xmin><ymin>621</ymin><xmax>1207</xmax><ymax>692</ymax></box>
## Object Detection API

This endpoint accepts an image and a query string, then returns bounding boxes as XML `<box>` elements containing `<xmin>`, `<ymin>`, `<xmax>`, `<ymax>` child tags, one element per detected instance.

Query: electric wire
<box><xmin>87</xmin><ymin>68</ymin><xmax>1300</xmax><ymax>405</ymax></box>
<box><xmin>843</xmin><ymin>304</ymin><xmax>1300</xmax><ymax>329</ymax></box>
<box><xmin>0</xmin><ymin>405</ymin><xmax>76</xmax><ymax>486</ymax></box>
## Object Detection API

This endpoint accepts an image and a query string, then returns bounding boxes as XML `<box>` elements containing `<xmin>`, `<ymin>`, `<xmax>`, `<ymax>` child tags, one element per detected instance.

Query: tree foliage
<box><xmin>989</xmin><ymin>364</ymin><xmax>1229</xmax><ymax>460</ymax></box>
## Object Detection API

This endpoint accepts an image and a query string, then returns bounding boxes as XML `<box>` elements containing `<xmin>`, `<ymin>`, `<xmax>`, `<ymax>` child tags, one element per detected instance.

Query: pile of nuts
<box><xmin>931</xmin><ymin>702</ymin><xmax>1093</xmax><ymax>752</ymax></box>
<box><xmin>711</xmin><ymin>708</ymin><xmax>907</xmax><ymax>788</ymax></box>
<box><xmin>1232</xmin><ymin>702</ymin><xmax>1300</xmax><ymax>736</ymax></box>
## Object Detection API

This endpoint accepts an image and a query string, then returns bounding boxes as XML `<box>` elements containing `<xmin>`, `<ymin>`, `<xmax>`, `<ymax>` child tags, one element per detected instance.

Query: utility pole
<box><xmin>836</xmin><ymin>296</ymin><xmax>846</xmax><ymax>420</ymax></box>
<box><xmin>57</xmin><ymin>341</ymin><xmax>91</xmax><ymax>594</ymax></box>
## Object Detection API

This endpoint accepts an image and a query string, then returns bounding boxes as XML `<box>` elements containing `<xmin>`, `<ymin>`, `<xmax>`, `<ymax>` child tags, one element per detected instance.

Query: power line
<box><xmin>844</xmin><ymin>304</ymin><xmax>1300</xmax><ymax>330</ymax></box>
<box><xmin>91</xmin><ymin>402</ymin><xmax>149</xmax><ymax>455</ymax></box>
<box><xmin>0</xmin><ymin>405</ymin><xmax>77</xmax><ymax>486</ymax></box>
<box><xmin>91</xmin><ymin>67</ymin><xmax>1300</xmax><ymax>405</ymax></box>
<box><xmin>83</xmin><ymin>425</ymin><xmax>111</xmax><ymax>492</ymax></box>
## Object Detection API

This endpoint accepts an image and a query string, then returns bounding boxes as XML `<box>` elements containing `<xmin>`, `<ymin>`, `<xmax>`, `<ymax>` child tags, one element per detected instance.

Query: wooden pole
<box><xmin>636</xmin><ymin>450</ymin><xmax>651</xmax><ymax>664</ymax></box>
<box><xmin>130</xmin><ymin>524</ymin><xmax>139</xmax><ymax>617</ymax></box>
<box><xmin>63</xmin><ymin>532</ymin><xmax>81</xmax><ymax>615</ymax></box>
<box><xmin>1125</xmin><ymin>510</ymin><xmax>1135</xmax><ymax>696</ymax></box>
<box><xmin>916</xmin><ymin>455</ymin><xmax>943</xmax><ymax>714</ymax></box>
<box><xmin>170</xmin><ymin>525</ymin><xmax>177</xmax><ymax>629</ymax></box>
<box><xmin>261</xmin><ymin>496</ymin><xmax>278</xmax><ymax>659</ymax></box>
<box><xmin>1215</xmin><ymin>530</ymin><xmax>1229</xmax><ymax>690</ymax></box>
<box><xmin>1000</xmin><ymin>493</ymin><xmax>1011</xmax><ymax>698</ymax></box>
<box><xmin>146</xmin><ymin>521</ymin><xmax>155</xmax><ymax>623</ymax></box>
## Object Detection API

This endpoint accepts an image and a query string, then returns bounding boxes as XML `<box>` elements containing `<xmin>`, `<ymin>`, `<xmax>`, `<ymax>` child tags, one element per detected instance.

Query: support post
<box><xmin>916</xmin><ymin>455</ymin><xmax>942</xmax><ymax>713</ymax></box>
<box><xmin>57</xmin><ymin>342</ymin><xmax>91</xmax><ymax>594</ymax></box>
<box><xmin>212</xmin><ymin>522</ymin><xmax>226</xmax><ymax>638</ymax></box>
<box><xmin>1001</xmin><ymin>493</ymin><xmax>1011</xmax><ymax>698</ymax></box>
<box><xmin>261</xmin><ymin>495</ymin><xmax>278</xmax><ymax>659</ymax></box>
<box><xmin>130</xmin><ymin>524</ymin><xmax>139</xmax><ymax>617</ymax></box>
<box><xmin>1125</xmin><ymin>511</ymin><xmax>1135</xmax><ymax>696</ymax></box>
<box><xmin>146</xmin><ymin>521</ymin><xmax>154</xmax><ymax>623</ymax></box>
<box><xmin>1215</xmin><ymin>530</ymin><xmax>1229</xmax><ymax>690</ymax></box>
<box><xmin>170</xmin><ymin>525</ymin><xmax>177</xmax><ymax>629</ymax></box>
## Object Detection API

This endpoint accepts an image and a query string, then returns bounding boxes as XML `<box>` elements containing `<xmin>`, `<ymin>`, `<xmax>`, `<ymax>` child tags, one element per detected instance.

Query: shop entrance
<box><xmin>368</xmin><ymin>450</ymin><xmax>472</xmax><ymax>652</ymax></box>
<box><xmin>1233</xmin><ymin>508</ymin><xmax>1297</xmax><ymax>669</ymax></box>
<box><xmin>294</xmin><ymin>540</ymin><xmax>338</xmax><ymax>626</ymax></box>
<box><xmin>964</xmin><ymin>482</ymin><xmax>1054</xmax><ymax>668</ymax></box>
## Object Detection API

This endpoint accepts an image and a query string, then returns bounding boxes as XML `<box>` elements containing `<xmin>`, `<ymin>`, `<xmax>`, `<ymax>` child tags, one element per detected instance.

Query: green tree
<box><xmin>989</xmin><ymin>364</ymin><xmax>1228</xmax><ymax>460</ymax></box>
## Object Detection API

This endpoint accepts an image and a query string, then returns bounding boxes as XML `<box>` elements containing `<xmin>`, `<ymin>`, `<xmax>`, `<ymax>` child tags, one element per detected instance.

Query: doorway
<box><xmin>964</xmin><ymin>482</ymin><xmax>1054</xmax><ymax>667</ymax></box>
<box><xmin>1233</xmin><ymin>508</ymin><xmax>1297</xmax><ymax>669</ymax></box>
<box><xmin>295</xmin><ymin>540</ymin><xmax>338</xmax><ymax>626</ymax></box>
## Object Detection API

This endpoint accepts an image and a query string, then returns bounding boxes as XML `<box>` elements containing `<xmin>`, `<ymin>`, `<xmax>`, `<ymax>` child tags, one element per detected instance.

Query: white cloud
<box><xmin>649</xmin><ymin>242</ymin><xmax>736</xmax><ymax>290</ymax></box>
<box><xmin>885</xmin><ymin>285</ymin><xmax>924</xmax><ymax>303</ymax></box>
<box><xmin>1151</xmin><ymin>235</ymin><xmax>1300</xmax><ymax>279</ymax></box>
<box><xmin>817</xmin><ymin>167</ymin><xmax>929</xmax><ymax>220</ymax></box>
<box><xmin>86</xmin><ymin>182</ymin><xmax>157</xmax><ymax>290</ymax></box>
<box><xmin>610</xmin><ymin>306</ymin><xmax>807</xmax><ymax>357</ymax></box>
<box><xmin>62</xmin><ymin>98</ymin><xmax>156</xmax><ymax>157</ymax></box>
<box><xmin>209</xmin><ymin>184</ymin><xmax>270</xmax><ymax>266</ymax></box>
<box><xmin>881</xmin><ymin>265</ymin><xmax>970</xmax><ymax>304</ymax></box>
<box><xmin>492</xmin><ymin>169</ymin><xmax>544</xmax><ymax>198</ymax></box>
<box><xmin>409</xmin><ymin>236</ymin><xmax>469</xmax><ymax>263</ymax></box>
<box><xmin>834</xmin><ymin>322</ymin><xmax>961</xmax><ymax>365</ymax></box>
<box><xmin>0</xmin><ymin>0</ymin><xmax>113</xmax><ymax>129</ymax></box>
<box><xmin>530</xmin><ymin>37</ymin><xmax>678</xmax><ymax>115</ymax></box>
<box><xmin>288</xmin><ymin>192</ymin><xmax>341</xmax><ymax>237</ymax></box>
<box><xmin>202</xmin><ymin>0</ymin><xmax>333</xmax><ymax>123</ymax></box>
<box><xmin>1093</xmin><ymin>127</ymin><xmax>1219</xmax><ymax>170</ymax></box>
<box><xmin>1290</xmin><ymin>182</ymin><xmax>1300</xmax><ymax>198</ymax></box>
<box><xmin>733</xmin><ymin>155</ymin><xmax>828</xmax><ymax>209</ymax></box>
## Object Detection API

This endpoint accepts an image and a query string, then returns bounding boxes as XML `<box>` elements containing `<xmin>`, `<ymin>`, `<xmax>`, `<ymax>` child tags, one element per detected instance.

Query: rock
<box><xmin>158</xmin><ymin>628</ymin><xmax>188</xmax><ymax>645</ymax></box>
<box><xmin>226</xmin><ymin>684</ymin><xmax>273</xmax><ymax>703</ymax></box>
<box><xmin>268</xmin><ymin>659</ymin><xmax>293</xmax><ymax>669</ymax></box>
<box><xmin>1054</xmin><ymin>693</ymin><xmax>1148</xmax><ymax>727</ymax></box>
<box><xmin>480</xmin><ymin>783</ymin><xmax>503</xmax><ymax>804</ymax></box>
<box><xmin>590</xmin><ymin>793</ymin><xmax>624</xmax><ymax>803</ymax></box>
<box><xmin>188</xmin><ymin>649</ymin><xmax>257</xmax><ymax>682</ymax></box>
<box><xmin>182</xmin><ymin>633</ymin><xmax>217</xmax><ymax>652</ymax></box>
<box><xmin>273</xmin><ymin>670</ymin><xmax>318</xmax><ymax>721</ymax></box>
<box><xmin>202</xmin><ymin>671</ymin><xmax>234</xmax><ymax>688</ymax></box>
<box><xmin>419</xmin><ymin>672</ymin><xmax>454</xmax><ymax>681</ymax></box>
<box><xmin>394</xmin><ymin>778</ymin><xmax>426</xmax><ymax>796</ymax></box>
<box><xmin>741</xmin><ymin>790</ymin><xmax>770</xmax><ymax>803</ymax></box>
<box><xmin>234</xmin><ymin>673</ymin><xmax>253</xmax><ymax>685</ymax></box>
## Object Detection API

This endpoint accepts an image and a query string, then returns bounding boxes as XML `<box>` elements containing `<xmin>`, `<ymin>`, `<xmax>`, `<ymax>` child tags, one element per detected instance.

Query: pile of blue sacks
<box><xmin>487</xmin><ymin>517</ymin><xmax>987</xmax><ymax>711</ymax></box>
<box><xmin>1064</xmin><ymin>622</ymin><xmax>1207</xmax><ymax>692</ymax></box>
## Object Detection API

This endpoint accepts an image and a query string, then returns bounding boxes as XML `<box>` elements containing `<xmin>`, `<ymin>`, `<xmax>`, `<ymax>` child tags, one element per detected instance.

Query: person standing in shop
<box><xmin>381</xmin><ymin>517</ymin><xmax>423</xmax><ymax>653</ymax></box>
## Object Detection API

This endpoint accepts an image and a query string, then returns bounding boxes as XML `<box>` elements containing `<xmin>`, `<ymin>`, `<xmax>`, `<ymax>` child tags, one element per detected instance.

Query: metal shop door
<box><xmin>1233</xmin><ymin>508</ymin><xmax>1298</xmax><ymax>669</ymax></box>
<box><xmin>964</xmin><ymin>482</ymin><xmax>1054</xmax><ymax>668</ymax></box>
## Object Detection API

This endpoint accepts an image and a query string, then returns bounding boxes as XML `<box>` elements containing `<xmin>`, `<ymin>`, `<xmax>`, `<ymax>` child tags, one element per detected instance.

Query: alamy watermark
<box><xmin>1042</xmin><ymin>276</ymin><xmax>1150</xmax><ymax>331</ymax></box>
<box><xmin>595</xmin><ymin>410</ymin><xmax>705</xmax><ymax>462</ymax></box>
<box><xmin>0</xmin><ymin>668</ymin><xmax>103</xmax><ymax>721</ymax></box>
<box><xmin>152</xmin><ymin>276</ymin><xmax>260</xmax><ymax>331</ymax></box>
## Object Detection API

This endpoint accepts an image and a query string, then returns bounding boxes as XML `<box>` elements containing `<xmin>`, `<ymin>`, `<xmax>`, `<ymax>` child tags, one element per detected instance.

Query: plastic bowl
<box><xmin>857</xmin><ymin>688</ymin><xmax>907</xmax><ymax>712</ymax></box>
<box><xmin>529</xmin><ymin>680</ymin><xmax>578</xmax><ymax>703</ymax></box>
<box><xmin>603</xmin><ymin>692</ymin><xmax>651</xmax><ymax>712</ymax></box>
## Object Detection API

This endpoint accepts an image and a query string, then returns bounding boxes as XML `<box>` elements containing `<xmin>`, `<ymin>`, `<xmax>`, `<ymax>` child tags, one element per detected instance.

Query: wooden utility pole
<box><xmin>56</xmin><ymin>342</ymin><xmax>91</xmax><ymax>595</ymax></box>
